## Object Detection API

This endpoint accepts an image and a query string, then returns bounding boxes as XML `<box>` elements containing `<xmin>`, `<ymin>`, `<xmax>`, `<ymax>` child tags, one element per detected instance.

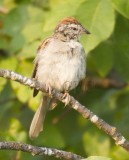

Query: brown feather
<box><xmin>32</xmin><ymin>37</ymin><xmax>52</xmax><ymax>97</ymax></box>
<box><xmin>31</xmin><ymin>63</ymin><xmax>39</xmax><ymax>97</ymax></box>
<box><xmin>58</xmin><ymin>17</ymin><xmax>80</xmax><ymax>25</ymax></box>
<box><xmin>55</xmin><ymin>17</ymin><xmax>80</xmax><ymax>32</ymax></box>
<box><xmin>29</xmin><ymin>96</ymin><xmax>49</xmax><ymax>139</ymax></box>
<box><xmin>37</xmin><ymin>37</ymin><xmax>52</xmax><ymax>53</ymax></box>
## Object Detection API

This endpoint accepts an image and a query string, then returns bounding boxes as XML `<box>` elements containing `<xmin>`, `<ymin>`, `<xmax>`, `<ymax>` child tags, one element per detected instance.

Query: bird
<box><xmin>29</xmin><ymin>17</ymin><xmax>90</xmax><ymax>139</ymax></box>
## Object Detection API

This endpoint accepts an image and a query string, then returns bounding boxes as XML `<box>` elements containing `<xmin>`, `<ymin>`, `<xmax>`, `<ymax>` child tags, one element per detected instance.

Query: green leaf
<box><xmin>10</xmin><ymin>34</ymin><xmax>25</xmax><ymax>53</ymax></box>
<box><xmin>18</xmin><ymin>40</ymin><xmax>40</xmax><ymax>59</ymax></box>
<box><xmin>88</xmin><ymin>42</ymin><xmax>114</xmax><ymax>77</ymax></box>
<box><xmin>83</xmin><ymin>129</ymin><xmax>110</xmax><ymax>156</ymax></box>
<box><xmin>26</xmin><ymin>5</ymin><xmax>45</xmax><ymax>23</ymax></box>
<box><xmin>0</xmin><ymin>38</ymin><xmax>9</xmax><ymax>50</ymax></box>
<box><xmin>83</xmin><ymin>156</ymin><xmax>111</xmax><ymax>160</ymax></box>
<box><xmin>15</xmin><ymin>59</ymin><xmax>33</xmax><ymax>76</ymax></box>
<box><xmin>10</xmin><ymin>60</ymin><xmax>33</xmax><ymax>102</ymax></box>
<box><xmin>112</xmin><ymin>0</ymin><xmax>129</xmax><ymax>19</ymax></box>
<box><xmin>0</xmin><ymin>78</ymin><xmax>7</xmax><ymax>92</ymax></box>
<box><xmin>2</xmin><ymin>6</ymin><xmax>28</xmax><ymax>37</ymax></box>
<box><xmin>0</xmin><ymin>57</ymin><xmax>18</xmax><ymax>70</ymax></box>
<box><xmin>28</xmin><ymin>93</ymin><xmax>41</xmax><ymax>110</ymax></box>
<box><xmin>36</xmin><ymin>125</ymin><xmax>66</xmax><ymax>148</ymax></box>
<box><xmin>111</xmin><ymin>147</ymin><xmax>129</xmax><ymax>160</ymax></box>
<box><xmin>8</xmin><ymin>118</ymin><xmax>27</xmax><ymax>141</ymax></box>
<box><xmin>0</xmin><ymin>0</ymin><xmax>16</xmax><ymax>10</ymax></box>
<box><xmin>43</xmin><ymin>0</ymin><xmax>85</xmax><ymax>32</ymax></box>
<box><xmin>110</xmin><ymin>89</ymin><xmax>129</xmax><ymax>134</ymax></box>
<box><xmin>77</xmin><ymin>0</ymin><xmax>115</xmax><ymax>53</ymax></box>
<box><xmin>113</xmin><ymin>15</ymin><xmax>129</xmax><ymax>81</ymax></box>
<box><xmin>21</xmin><ymin>22</ymin><xmax>44</xmax><ymax>43</ymax></box>
<box><xmin>2</xmin><ymin>5</ymin><xmax>44</xmax><ymax>37</ymax></box>
<box><xmin>11</xmin><ymin>83</ymin><xmax>32</xmax><ymax>103</ymax></box>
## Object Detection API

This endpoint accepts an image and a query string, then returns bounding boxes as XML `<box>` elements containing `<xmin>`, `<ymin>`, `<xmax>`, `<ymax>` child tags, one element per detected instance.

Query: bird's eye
<box><xmin>73</xmin><ymin>27</ymin><xmax>77</xmax><ymax>30</ymax></box>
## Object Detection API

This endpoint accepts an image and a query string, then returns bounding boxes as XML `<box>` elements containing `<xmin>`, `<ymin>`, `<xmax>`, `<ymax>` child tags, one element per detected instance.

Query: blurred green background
<box><xmin>0</xmin><ymin>0</ymin><xmax>129</xmax><ymax>159</ymax></box>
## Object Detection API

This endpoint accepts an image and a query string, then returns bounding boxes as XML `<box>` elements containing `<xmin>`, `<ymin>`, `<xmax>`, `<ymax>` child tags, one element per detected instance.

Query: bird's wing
<box><xmin>32</xmin><ymin>37</ymin><xmax>52</xmax><ymax>97</ymax></box>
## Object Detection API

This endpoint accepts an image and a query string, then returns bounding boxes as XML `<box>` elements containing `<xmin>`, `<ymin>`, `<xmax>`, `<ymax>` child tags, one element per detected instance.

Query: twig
<box><xmin>81</xmin><ymin>77</ymin><xmax>127</xmax><ymax>92</ymax></box>
<box><xmin>0</xmin><ymin>142</ymin><xmax>84</xmax><ymax>160</ymax></box>
<box><xmin>0</xmin><ymin>69</ymin><xmax>129</xmax><ymax>153</ymax></box>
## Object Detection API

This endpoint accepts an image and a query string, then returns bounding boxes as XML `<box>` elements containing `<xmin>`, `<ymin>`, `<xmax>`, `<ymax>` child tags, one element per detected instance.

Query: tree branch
<box><xmin>0</xmin><ymin>68</ymin><xmax>129</xmax><ymax>154</ymax></box>
<box><xmin>0</xmin><ymin>141</ymin><xmax>84</xmax><ymax>159</ymax></box>
<box><xmin>84</xmin><ymin>77</ymin><xmax>127</xmax><ymax>89</ymax></box>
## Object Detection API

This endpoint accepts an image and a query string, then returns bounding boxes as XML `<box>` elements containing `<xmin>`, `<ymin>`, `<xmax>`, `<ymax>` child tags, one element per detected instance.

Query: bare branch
<box><xmin>0</xmin><ymin>68</ymin><xmax>129</xmax><ymax>153</ymax></box>
<box><xmin>81</xmin><ymin>77</ymin><xmax>127</xmax><ymax>92</ymax></box>
<box><xmin>0</xmin><ymin>142</ymin><xmax>84</xmax><ymax>160</ymax></box>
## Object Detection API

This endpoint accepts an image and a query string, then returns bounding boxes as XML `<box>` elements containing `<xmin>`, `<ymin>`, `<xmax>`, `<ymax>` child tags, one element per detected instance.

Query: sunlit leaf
<box><xmin>15</xmin><ymin>59</ymin><xmax>33</xmax><ymax>76</ymax></box>
<box><xmin>2</xmin><ymin>5</ymin><xmax>44</xmax><ymax>37</ymax></box>
<box><xmin>8</xmin><ymin>118</ymin><xmax>27</xmax><ymax>141</ymax></box>
<box><xmin>113</xmin><ymin>15</ymin><xmax>129</xmax><ymax>81</ymax></box>
<box><xmin>83</xmin><ymin>156</ymin><xmax>111</xmax><ymax>160</ymax></box>
<box><xmin>13</xmin><ymin>84</ymin><xmax>32</xmax><ymax>103</ymax></box>
<box><xmin>112</xmin><ymin>0</ymin><xmax>129</xmax><ymax>19</ymax></box>
<box><xmin>77</xmin><ymin>0</ymin><xmax>115</xmax><ymax>53</ymax></box>
<box><xmin>10</xmin><ymin>60</ymin><xmax>33</xmax><ymax>102</ymax></box>
<box><xmin>2</xmin><ymin>6</ymin><xmax>28</xmax><ymax>37</ymax></box>
<box><xmin>0</xmin><ymin>0</ymin><xmax>16</xmax><ymax>10</ymax></box>
<box><xmin>18</xmin><ymin>40</ymin><xmax>40</xmax><ymax>59</ymax></box>
<box><xmin>28</xmin><ymin>93</ymin><xmax>41</xmax><ymax>110</ymax></box>
<box><xmin>83</xmin><ymin>129</ymin><xmax>110</xmax><ymax>156</ymax></box>
<box><xmin>88</xmin><ymin>42</ymin><xmax>113</xmax><ymax>77</ymax></box>
<box><xmin>10</xmin><ymin>34</ymin><xmax>25</xmax><ymax>53</ymax></box>
<box><xmin>43</xmin><ymin>0</ymin><xmax>85</xmax><ymax>32</ymax></box>
<box><xmin>0</xmin><ymin>57</ymin><xmax>18</xmax><ymax>70</ymax></box>
<box><xmin>110</xmin><ymin>147</ymin><xmax>129</xmax><ymax>160</ymax></box>
<box><xmin>22</xmin><ymin>22</ymin><xmax>44</xmax><ymax>43</ymax></box>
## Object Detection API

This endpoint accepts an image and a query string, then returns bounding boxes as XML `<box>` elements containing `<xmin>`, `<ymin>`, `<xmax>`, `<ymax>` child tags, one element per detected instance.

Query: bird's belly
<box><xmin>37</xmin><ymin>51</ymin><xmax>86</xmax><ymax>91</ymax></box>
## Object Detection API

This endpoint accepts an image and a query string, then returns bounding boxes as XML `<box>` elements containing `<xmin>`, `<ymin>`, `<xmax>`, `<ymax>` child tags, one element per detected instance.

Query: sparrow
<box><xmin>29</xmin><ymin>17</ymin><xmax>90</xmax><ymax>139</ymax></box>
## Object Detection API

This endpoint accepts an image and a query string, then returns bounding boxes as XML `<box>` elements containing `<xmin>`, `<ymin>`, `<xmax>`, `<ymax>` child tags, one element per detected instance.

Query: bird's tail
<box><xmin>29</xmin><ymin>96</ymin><xmax>48</xmax><ymax>139</ymax></box>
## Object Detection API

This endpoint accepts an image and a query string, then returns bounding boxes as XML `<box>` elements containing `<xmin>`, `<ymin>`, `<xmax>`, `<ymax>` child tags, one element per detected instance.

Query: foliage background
<box><xmin>0</xmin><ymin>0</ymin><xmax>129</xmax><ymax>159</ymax></box>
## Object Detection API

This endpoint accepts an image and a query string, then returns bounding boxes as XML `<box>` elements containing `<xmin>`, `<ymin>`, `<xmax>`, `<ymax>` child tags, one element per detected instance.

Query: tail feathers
<box><xmin>29</xmin><ymin>96</ymin><xmax>48</xmax><ymax>139</ymax></box>
<box><xmin>48</xmin><ymin>98</ymin><xmax>58</xmax><ymax>111</ymax></box>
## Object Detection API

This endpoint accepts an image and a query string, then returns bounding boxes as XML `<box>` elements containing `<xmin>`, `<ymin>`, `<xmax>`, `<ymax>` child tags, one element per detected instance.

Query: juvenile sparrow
<box><xmin>29</xmin><ymin>17</ymin><xmax>90</xmax><ymax>139</ymax></box>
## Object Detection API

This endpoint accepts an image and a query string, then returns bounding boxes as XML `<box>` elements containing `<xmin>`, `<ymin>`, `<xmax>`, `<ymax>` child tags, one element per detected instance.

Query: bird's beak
<box><xmin>81</xmin><ymin>27</ymin><xmax>91</xmax><ymax>34</ymax></box>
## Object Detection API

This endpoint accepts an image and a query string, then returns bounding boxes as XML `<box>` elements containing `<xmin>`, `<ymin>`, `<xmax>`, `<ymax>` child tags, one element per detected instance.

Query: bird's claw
<box><xmin>62</xmin><ymin>92</ymin><xmax>70</xmax><ymax>106</ymax></box>
<box><xmin>45</xmin><ymin>83</ymin><xmax>52</xmax><ymax>97</ymax></box>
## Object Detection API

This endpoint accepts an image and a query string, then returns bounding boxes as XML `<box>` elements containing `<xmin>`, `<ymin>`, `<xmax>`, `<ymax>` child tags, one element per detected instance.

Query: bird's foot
<box><xmin>45</xmin><ymin>83</ymin><xmax>52</xmax><ymax>97</ymax></box>
<box><xmin>62</xmin><ymin>92</ymin><xmax>70</xmax><ymax>106</ymax></box>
